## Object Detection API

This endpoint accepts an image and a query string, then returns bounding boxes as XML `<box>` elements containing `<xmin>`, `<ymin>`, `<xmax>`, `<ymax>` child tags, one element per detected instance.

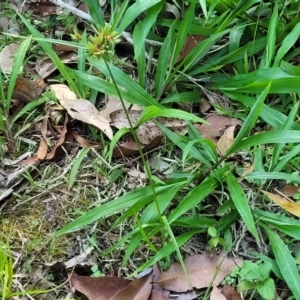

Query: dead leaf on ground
<box><xmin>221</xmin><ymin>285</ymin><xmax>242</xmax><ymax>300</ymax></box>
<box><xmin>261</xmin><ymin>190</ymin><xmax>300</xmax><ymax>218</ymax></box>
<box><xmin>149</xmin><ymin>289</ymin><xmax>170</xmax><ymax>300</ymax></box>
<box><xmin>282</xmin><ymin>185</ymin><xmax>300</xmax><ymax>198</ymax></box>
<box><xmin>35</xmin><ymin>51</ymin><xmax>77</xmax><ymax>79</ymax></box>
<box><xmin>99</xmin><ymin>96</ymin><xmax>131</xmax><ymax>121</ymax></box>
<box><xmin>11</xmin><ymin>77</ymin><xmax>44</xmax><ymax>102</ymax></box>
<box><xmin>210</xmin><ymin>286</ymin><xmax>227</xmax><ymax>300</ymax></box>
<box><xmin>217</xmin><ymin>125</ymin><xmax>237</xmax><ymax>156</ymax></box>
<box><xmin>195</xmin><ymin>115</ymin><xmax>242</xmax><ymax>144</ymax></box>
<box><xmin>178</xmin><ymin>35</ymin><xmax>206</xmax><ymax>62</ymax></box>
<box><xmin>156</xmin><ymin>254</ymin><xmax>243</xmax><ymax>293</ymax></box>
<box><xmin>111</xmin><ymin>109</ymin><xmax>187</xmax><ymax>145</ymax></box>
<box><xmin>0</xmin><ymin>43</ymin><xmax>20</xmax><ymax>73</ymax></box>
<box><xmin>51</xmin><ymin>84</ymin><xmax>113</xmax><ymax>139</ymax></box>
<box><xmin>111</xmin><ymin>273</ymin><xmax>152</xmax><ymax>300</ymax></box>
<box><xmin>73</xmin><ymin>131</ymin><xmax>102</xmax><ymax>148</ymax></box>
<box><xmin>70</xmin><ymin>274</ymin><xmax>131</xmax><ymax>300</ymax></box>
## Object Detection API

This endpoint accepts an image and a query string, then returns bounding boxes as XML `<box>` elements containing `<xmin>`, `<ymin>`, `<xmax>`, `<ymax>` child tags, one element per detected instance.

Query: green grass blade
<box><xmin>260</xmin><ymin>0</ymin><xmax>277</xmax><ymax>69</ymax></box>
<box><xmin>226</xmin><ymin>173</ymin><xmax>259</xmax><ymax>241</ymax></box>
<box><xmin>269</xmin><ymin>102</ymin><xmax>299</xmax><ymax>171</ymax></box>
<box><xmin>273</xmin><ymin>22</ymin><xmax>300</xmax><ymax>67</ymax></box>
<box><xmin>169</xmin><ymin>1</ymin><xmax>196</xmax><ymax>68</ymax></box>
<box><xmin>90</xmin><ymin>58</ymin><xmax>162</xmax><ymax>108</ymax></box>
<box><xmin>226</xmin><ymin>83</ymin><xmax>270</xmax><ymax>156</ymax></box>
<box><xmin>168</xmin><ymin>175</ymin><xmax>219</xmax><ymax>224</ymax></box>
<box><xmin>155</xmin><ymin>22</ymin><xmax>176</xmax><ymax>98</ymax></box>
<box><xmin>130</xmin><ymin>229</ymin><xmax>203</xmax><ymax>277</ymax></box>
<box><xmin>118</xmin><ymin>0</ymin><xmax>162</xmax><ymax>32</ymax></box>
<box><xmin>110</xmin><ymin>0</ymin><xmax>129</xmax><ymax>31</ymax></box>
<box><xmin>274</xmin><ymin>144</ymin><xmax>300</xmax><ymax>172</ymax></box>
<box><xmin>227</xmin><ymin>130</ymin><xmax>300</xmax><ymax>155</ymax></box>
<box><xmin>246</xmin><ymin>171</ymin><xmax>300</xmax><ymax>185</ymax></box>
<box><xmin>122</xmin><ymin>187</ymin><xmax>180</xmax><ymax>266</ymax></box>
<box><xmin>261</xmin><ymin>224</ymin><xmax>300</xmax><ymax>299</ymax></box>
<box><xmin>67</xmin><ymin>147</ymin><xmax>91</xmax><ymax>189</ymax></box>
<box><xmin>133</xmin><ymin>21</ymin><xmax>146</xmax><ymax>88</ymax></box>
<box><xmin>85</xmin><ymin>0</ymin><xmax>104</xmax><ymax>26</ymax></box>
<box><xmin>18</xmin><ymin>14</ymin><xmax>80</xmax><ymax>96</ymax></box>
<box><xmin>53</xmin><ymin>178</ymin><xmax>186</xmax><ymax>237</ymax></box>
<box><xmin>6</xmin><ymin>36</ymin><xmax>31</xmax><ymax>113</ymax></box>
<box><xmin>134</xmin><ymin>1</ymin><xmax>164</xmax><ymax>56</ymax></box>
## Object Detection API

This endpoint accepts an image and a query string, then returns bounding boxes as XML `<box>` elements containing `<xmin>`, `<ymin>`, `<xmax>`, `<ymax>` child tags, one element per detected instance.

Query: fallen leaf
<box><xmin>195</xmin><ymin>115</ymin><xmax>242</xmax><ymax>143</ymax></box>
<box><xmin>217</xmin><ymin>125</ymin><xmax>237</xmax><ymax>155</ymax></box>
<box><xmin>70</xmin><ymin>274</ymin><xmax>131</xmax><ymax>300</ymax></box>
<box><xmin>178</xmin><ymin>35</ymin><xmax>206</xmax><ymax>62</ymax></box>
<box><xmin>11</xmin><ymin>77</ymin><xmax>44</xmax><ymax>102</ymax></box>
<box><xmin>73</xmin><ymin>131</ymin><xmax>102</xmax><ymax>148</ymax></box>
<box><xmin>111</xmin><ymin>273</ymin><xmax>152</xmax><ymax>300</ymax></box>
<box><xmin>51</xmin><ymin>84</ymin><xmax>113</xmax><ymax>139</ymax></box>
<box><xmin>0</xmin><ymin>43</ymin><xmax>20</xmax><ymax>73</ymax></box>
<box><xmin>111</xmin><ymin>109</ymin><xmax>187</xmax><ymax>145</ymax></box>
<box><xmin>261</xmin><ymin>190</ymin><xmax>300</xmax><ymax>218</ymax></box>
<box><xmin>156</xmin><ymin>254</ymin><xmax>243</xmax><ymax>293</ymax></box>
<box><xmin>149</xmin><ymin>289</ymin><xmax>170</xmax><ymax>300</ymax></box>
<box><xmin>210</xmin><ymin>286</ymin><xmax>227</xmax><ymax>300</ymax></box>
<box><xmin>282</xmin><ymin>185</ymin><xmax>299</xmax><ymax>197</ymax></box>
<box><xmin>221</xmin><ymin>285</ymin><xmax>242</xmax><ymax>300</ymax></box>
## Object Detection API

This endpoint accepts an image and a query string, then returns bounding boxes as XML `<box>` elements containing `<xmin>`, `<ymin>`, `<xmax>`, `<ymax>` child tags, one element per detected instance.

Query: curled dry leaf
<box><xmin>156</xmin><ymin>254</ymin><xmax>243</xmax><ymax>293</ymax></box>
<box><xmin>261</xmin><ymin>190</ymin><xmax>300</xmax><ymax>218</ymax></box>
<box><xmin>51</xmin><ymin>84</ymin><xmax>113</xmax><ymax>139</ymax></box>
<box><xmin>111</xmin><ymin>110</ymin><xmax>187</xmax><ymax>145</ymax></box>
<box><xmin>177</xmin><ymin>35</ymin><xmax>206</xmax><ymax>62</ymax></box>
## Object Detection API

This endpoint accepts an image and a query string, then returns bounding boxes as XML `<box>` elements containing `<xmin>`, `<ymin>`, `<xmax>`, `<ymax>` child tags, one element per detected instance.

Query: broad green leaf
<box><xmin>226</xmin><ymin>83</ymin><xmax>270</xmax><ymax>156</ymax></box>
<box><xmin>261</xmin><ymin>224</ymin><xmax>300</xmax><ymax>299</ymax></box>
<box><xmin>226</xmin><ymin>173</ymin><xmax>259</xmax><ymax>241</ymax></box>
<box><xmin>256</xmin><ymin>278</ymin><xmax>275</xmax><ymax>300</ymax></box>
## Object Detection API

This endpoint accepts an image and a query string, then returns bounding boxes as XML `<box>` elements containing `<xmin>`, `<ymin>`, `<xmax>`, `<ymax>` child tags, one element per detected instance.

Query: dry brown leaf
<box><xmin>282</xmin><ymin>185</ymin><xmax>299</xmax><ymax>197</ymax></box>
<box><xmin>156</xmin><ymin>254</ymin><xmax>242</xmax><ymax>293</ymax></box>
<box><xmin>11</xmin><ymin>77</ymin><xmax>44</xmax><ymax>102</ymax></box>
<box><xmin>261</xmin><ymin>190</ymin><xmax>300</xmax><ymax>218</ymax></box>
<box><xmin>217</xmin><ymin>125</ymin><xmax>236</xmax><ymax>156</ymax></box>
<box><xmin>0</xmin><ymin>43</ymin><xmax>20</xmax><ymax>73</ymax></box>
<box><xmin>73</xmin><ymin>131</ymin><xmax>102</xmax><ymax>149</ymax></box>
<box><xmin>51</xmin><ymin>84</ymin><xmax>113</xmax><ymax>139</ymax></box>
<box><xmin>178</xmin><ymin>35</ymin><xmax>206</xmax><ymax>62</ymax></box>
<box><xmin>70</xmin><ymin>274</ymin><xmax>131</xmax><ymax>300</ymax></box>
<box><xmin>111</xmin><ymin>273</ymin><xmax>152</xmax><ymax>300</ymax></box>
<box><xmin>210</xmin><ymin>286</ymin><xmax>227</xmax><ymax>300</ymax></box>
<box><xmin>149</xmin><ymin>289</ymin><xmax>170</xmax><ymax>300</ymax></box>
<box><xmin>221</xmin><ymin>285</ymin><xmax>242</xmax><ymax>300</ymax></box>
<box><xmin>35</xmin><ymin>52</ymin><xmax>77</xmax><ymax>79</ymax></box>
<box><xmin>37</xmin><ymin>138</ymin><xmax>48</xmax><ymax>160</ymax></box>
<box><xmin>195</xmin><ymin>115</ymin><xmax>242</xmax><ymax>143</ymax></box>
<box><xmin>111</xmin><ymin>110</ymin><xmax>187</xmax><ymax>145</ymax></box>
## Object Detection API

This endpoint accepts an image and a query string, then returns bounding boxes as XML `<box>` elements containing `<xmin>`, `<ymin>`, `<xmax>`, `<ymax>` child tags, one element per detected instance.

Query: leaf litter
<box><xmin>70</xmin><ymin>254</ymin><xmax>243</xmax><ymax>300</ymax></box>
